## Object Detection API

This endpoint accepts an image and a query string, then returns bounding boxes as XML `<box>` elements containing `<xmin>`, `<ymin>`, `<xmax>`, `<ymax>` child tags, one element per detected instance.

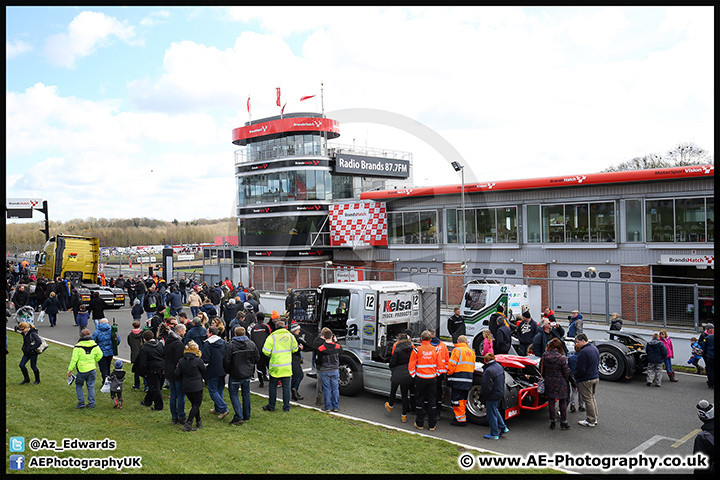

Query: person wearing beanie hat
<box><xmin>515</xmin><ymin>310</ymin><xmax>538</xmax><ymax>356</ymax></box>
<box><xmin>108</xmin><ymin>358</ymin><xmax>126</xmax><ymax>409</ymax></box>
<box><xmin>693</xmin><ymin>399</ymin><xmax>714</xmax><ymax>476</ymax></box>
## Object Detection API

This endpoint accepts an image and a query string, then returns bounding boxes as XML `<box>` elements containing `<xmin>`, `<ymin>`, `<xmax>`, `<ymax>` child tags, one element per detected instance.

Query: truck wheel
<box><xmin>466</xmin><ymin>384</ymin><xmax>496</xmax><ymax>426</ymax></box>
<box><xmin>338</xmin><ymin>356</ymin><xmax>363</xmax><ymax>396</ymax></box>
<box><xmin>597</xmin><ymin>346</ymin><xmax>625</xmax><ymax>381</ymax></box>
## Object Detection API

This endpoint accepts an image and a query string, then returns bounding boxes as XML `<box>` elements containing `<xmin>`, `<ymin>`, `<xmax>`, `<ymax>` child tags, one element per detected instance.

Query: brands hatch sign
<box><xmin>660</xmin><ymin>254</ymin><xmax>714</xmax><ymax>266</ymax></box>
<box><xmin>335</xmin><ymin>153</ymin><xmax>410</xmax><ymax>179</ymax></box>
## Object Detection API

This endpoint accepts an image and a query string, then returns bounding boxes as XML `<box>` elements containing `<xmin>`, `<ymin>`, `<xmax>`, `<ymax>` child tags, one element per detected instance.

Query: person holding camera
<box><xmin>531</xmin><ymin>318</ymin><xmax>567</xmax><ymax>356</ymax></box>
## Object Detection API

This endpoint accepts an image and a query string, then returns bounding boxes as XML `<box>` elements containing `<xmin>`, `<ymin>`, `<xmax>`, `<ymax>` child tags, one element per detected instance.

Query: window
<box><xmin>538</xmin><ymin>202</ymin><xmax>615</xmax><ymax>244</ymax></box>
<box><xmin>590</xmin><ymin>203</ymin><xmax>615</xmax><ymax>242</ymax></box>
<box><xmin>445</xmin><ymin>206</ymin><xmax>518</xmax><ymax>244</ymax></box>
<box><xmin>542</xmin><ymin>205</ymin><xmax>565</xmax><ymax>243</ymax></box>
<box><xmin>527</xmin><ymin>205</ymin><xmax>541</xmax><ymax>243</ymax></box>
<box><xmin>676</xmin><ymin>198</ymin><xmax>706</xmax><ymax>242</ymax></box>
<box><xmin>625</xmin><ymin>199</ymin><xmax>643</xmax><ymax>242</ymax></box>
<box><xmin>387</xmin><ymin>211</ymin><xmax>439</xmax><ymax>245</ymax></box>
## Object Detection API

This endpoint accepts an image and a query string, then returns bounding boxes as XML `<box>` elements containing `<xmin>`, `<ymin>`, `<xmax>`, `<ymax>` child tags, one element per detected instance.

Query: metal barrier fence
<box><xmin>248</xmin><ymin>264</ymin><xmax>713</xmax><ymax>332</ymax></box>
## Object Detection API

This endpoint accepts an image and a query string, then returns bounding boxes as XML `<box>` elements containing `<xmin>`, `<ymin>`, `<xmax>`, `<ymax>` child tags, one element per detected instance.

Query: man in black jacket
<box><xmin>223</xmin><ymin>326</ymin><xmax>259</xmax><ymax>425</ymax></box>
<box><xmin>494</xmin><ymin>316</ymin><xmax>512</xmax><ymax>354</ymax></box>
<box><xmin>447</xmin><ymin>307</ymin><xmax>465</xmax><ymax>344</ymax></box>
<box><xmin>165</xmin><ymin>324</ymin><xmax>187</xmax><ymax>425</ymax></box>
<box><xmin>137</xmin><ymin>330</ymin><xmax>165</xmax><ymax>411</ymax></box>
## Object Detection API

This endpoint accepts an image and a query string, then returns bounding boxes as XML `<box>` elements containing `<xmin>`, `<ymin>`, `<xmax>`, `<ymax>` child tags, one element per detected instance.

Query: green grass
<box><xmin>5</xmin><ymin>331</ymin><xmax>558</xmax><ymax>474</ymax></box>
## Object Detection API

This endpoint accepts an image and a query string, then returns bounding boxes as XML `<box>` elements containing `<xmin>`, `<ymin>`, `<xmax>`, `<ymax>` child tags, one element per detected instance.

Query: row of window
<box><xmin>388</xmin><ymin>197</ymin><xmax>713</xmax><ymax>245</ymax></box>
<box><xmin>238</xmin><ymin>170</ymin><xmax>355</xmax><ymax>204</ymax></box>
<box><xmin>244</xmin><ymin>133</ymin><xmax>327</xmax><ymax>162</ymax></box>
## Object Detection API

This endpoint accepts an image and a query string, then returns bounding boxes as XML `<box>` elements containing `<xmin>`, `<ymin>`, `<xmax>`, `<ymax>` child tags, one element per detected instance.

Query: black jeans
<box><xmin>144</xmin><ymin>371</ymin><xmax>164</xmax><ymax>410</ymax></box>
<box><xmin>388</xmin><ymin>382</ymin><xmax>411</xmax><ymax>415</ymax></box>
<box><xmin>185</xmin><ymin>390</ymin><xmax>203</xmax><ymax>424</ymax></box>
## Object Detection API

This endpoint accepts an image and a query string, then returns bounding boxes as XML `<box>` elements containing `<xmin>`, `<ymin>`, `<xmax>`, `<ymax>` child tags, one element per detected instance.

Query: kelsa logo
<box><xmin>384</xmin><ymin>299</ymin><xmax>412</xmax><ymax>312</ymax></box>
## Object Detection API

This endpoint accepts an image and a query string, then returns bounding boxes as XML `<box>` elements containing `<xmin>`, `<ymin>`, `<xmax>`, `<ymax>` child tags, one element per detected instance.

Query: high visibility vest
<box><xmin>262</xmin><ymin>328</ymin><xmax>298</xmax><ymax>378</ymax></box>
<box><xmin>409</xmin><ymin>341</ymin><xmax>439</xmax><ymax>380</ymax></box>
<box><xmin>435</xmin><ymin>340</ymin><xmax>450</xmax><ymax>374</ymax></box>
<box><xmin>447</xmin><ymin>343</ymin><xmax>476</xmax><ymax>390</ymax></box>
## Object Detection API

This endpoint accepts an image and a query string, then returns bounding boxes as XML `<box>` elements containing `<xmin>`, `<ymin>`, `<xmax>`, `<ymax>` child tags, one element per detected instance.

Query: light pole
<box><xmin>451</xmin><ymin>161</ymin><xmax>467</xmax><ymax>271</ymax></box>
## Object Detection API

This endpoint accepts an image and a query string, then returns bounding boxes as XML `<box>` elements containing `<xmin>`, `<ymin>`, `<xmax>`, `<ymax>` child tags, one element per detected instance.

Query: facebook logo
<box><xmin>10</xmin><ymin>436</ymin><xmax>25</xmax><ymax>452</ymax></box>
<box><xmin>10</xmin><ymin>454</ymin><xmax>25</xmax><ymax>470</ymax></box>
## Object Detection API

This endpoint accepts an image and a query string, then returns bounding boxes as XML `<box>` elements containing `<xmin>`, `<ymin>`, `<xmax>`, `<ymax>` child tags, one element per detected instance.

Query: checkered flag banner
<box><xmin>329</xmin><ymin>202</ymin><xmax>387</xmax><ymax>247</ymax></box>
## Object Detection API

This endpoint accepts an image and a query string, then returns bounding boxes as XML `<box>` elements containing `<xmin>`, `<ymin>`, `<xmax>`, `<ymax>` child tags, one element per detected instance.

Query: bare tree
<box><xmin>603</xmin><ymin>142</ymin><xmax>713</xmax><ymax>172</ymax></box>
<box><xmin>665</xmin><ymin>141</ymin><xmax>712</xmax><ymax>166</ymax></box>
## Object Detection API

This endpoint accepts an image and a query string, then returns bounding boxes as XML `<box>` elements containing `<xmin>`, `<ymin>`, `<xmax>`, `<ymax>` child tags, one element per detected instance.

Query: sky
<box><xmin>5</xmin><ymin>6</ymin><xmax>714</xmax><ymax>223</ymax></box>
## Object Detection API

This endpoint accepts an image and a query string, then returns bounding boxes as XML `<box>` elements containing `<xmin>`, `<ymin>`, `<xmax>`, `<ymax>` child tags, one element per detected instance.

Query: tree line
<box><xmin>6</xmin><ymin>217</ymin><xmax>237</xmax><ymax>251</ymax></box>
<box><xmin>603</xmin><ymin>141</ymin><xmax>713</xmax><ymax>172</ymax></box>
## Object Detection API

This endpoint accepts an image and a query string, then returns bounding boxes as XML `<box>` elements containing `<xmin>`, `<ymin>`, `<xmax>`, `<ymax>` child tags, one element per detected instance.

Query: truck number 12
<box><xmin>365</xmin><ymin>294</ymin><xmax>375</xmax><ymax>310</ymax></box>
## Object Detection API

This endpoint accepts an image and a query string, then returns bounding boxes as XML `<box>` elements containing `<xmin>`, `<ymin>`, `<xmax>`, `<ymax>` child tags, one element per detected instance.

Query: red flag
<box><xmin>247</xmin><ymin>96</ymin><xmax>251</xmax><ymax>113</ymax></box>
<box><xmin>300</xmin><ymin>95</ymin><xmax>315</xmax><ymax>102</ymax></box>
<box><xmin>281</xmin><ymin>102</ymin><xmax>287</xmax><ymax>115</ymax></box>
<box><xmin>276</xmin><ymin>87</ymin><xmax>281</xmax><ymax>107</ymax></box>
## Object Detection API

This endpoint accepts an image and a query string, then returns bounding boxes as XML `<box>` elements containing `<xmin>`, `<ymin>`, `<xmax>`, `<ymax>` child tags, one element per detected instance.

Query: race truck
<box><xmin>35</xmin><ymin>234</ymin><xmax>125</xmax><ymax>308</ymax></box>
<box><xmin>290</xmin><ymin>280</ymin><xmax>547</xmax><ymax>425</ymax></box>
<box><xmin>572</xmin><ymin>330</ymin><xmax>648</xmax><ymax>382</ymax></box>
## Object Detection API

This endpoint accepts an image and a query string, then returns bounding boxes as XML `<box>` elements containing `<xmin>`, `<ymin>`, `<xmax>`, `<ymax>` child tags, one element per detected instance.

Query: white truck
<box><xmin>290</xmin><ymin>281</ymin><xmax>440</xmax><ymax>396</ymax></box>
<box><xmin>460</xmin><ymin>280</ymin><xmax>542</xmax><ymax>347</ymax></box>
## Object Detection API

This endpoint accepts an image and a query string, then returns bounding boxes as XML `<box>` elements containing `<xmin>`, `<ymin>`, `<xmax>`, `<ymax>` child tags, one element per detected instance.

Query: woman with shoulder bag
<box><xmin>17</xmin><ymin>321</ymin><xmax>42</xmax><ymax>385</ymax></box>
<box><xmin>541</xmin><ymin>337</ymin><xmax>571</xmax><ymax>431</ymax></box>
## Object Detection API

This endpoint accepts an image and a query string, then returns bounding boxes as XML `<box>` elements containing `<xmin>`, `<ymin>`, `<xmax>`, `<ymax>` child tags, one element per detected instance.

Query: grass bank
<box><xmin>5</xmin><ymin>330</ymin><xmax>557</xmax><ymax>475</ymax></box>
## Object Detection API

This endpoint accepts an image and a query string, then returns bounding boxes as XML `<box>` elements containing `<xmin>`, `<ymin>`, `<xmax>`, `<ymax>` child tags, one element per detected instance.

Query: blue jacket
<box><xmin>185</xmin><ymin>323</ymin><xmax>207</xmax><ymax>346</ymax></box>
<box><xmin>568</xmin><ymin>313</ymin><xmax>583</xmax><ymax>337</ymax></box>
<box><xmin>646</xmin><ymin>338</ymin><xmax>668</xmax><ymax>365</ymax></box>
<box><xmin>201</xmin><ymin>335</ymin><xmax>227</xmax><ymax>379</ymax></box>
<box><xmin>480</xmin><ymin>360</ymin><xmax>505</xmax><ymax>402</ymax></box>
<box><xmin>574</xmin><ymin>342</ymin><xmax>599</xmax><ymax>382</ymax></box>
<box><xmin>92</xmin><ymin>322</ymin><xmax>119</xmax><ymax>357</ymax></box>
<box><xmin>166</xmin><ymin>290</ymin><xmax>183</xmax><ymax>310</ymax></box>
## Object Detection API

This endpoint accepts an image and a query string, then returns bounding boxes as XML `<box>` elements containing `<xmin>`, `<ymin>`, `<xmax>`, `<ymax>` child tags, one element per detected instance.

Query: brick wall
<box><xmin>523</xmin><ymin>263</ymin><xmax>550</xmax><ymax>309</ymax></box>
<box><xmin>621</xmin><ymin>265</ymin><xmax>652</xmax><ymax>323</ymax></box>
<box><xmin>444</xmin><ymin>262</ymin><xmax>465</xmax><ymax>305</ymax></box>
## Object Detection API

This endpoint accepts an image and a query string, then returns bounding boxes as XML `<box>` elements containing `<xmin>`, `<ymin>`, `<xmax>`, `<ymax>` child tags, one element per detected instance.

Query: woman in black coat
<box><xmin>42</xmin><ymin>291</ymin><xmax>61</xmax><ymax>327</ymax></box>
<box><xmin>17</xmin><ymin>321</ymin><xmax>42</xmax><ymax>385</ymax></box>
<box><xmin>174</xmin><ymin>340</ymin><xmax>206</xmax><ymax>431</ymax></box>
<box><xmin>385</xmin><ymin>333</ymin><xmax>414</xmax><ymax>423</ymax></box>
<box><xmin>541</xmin><ymin>337</ymin><xmax>571</xmax><ymax>430</ymax></box>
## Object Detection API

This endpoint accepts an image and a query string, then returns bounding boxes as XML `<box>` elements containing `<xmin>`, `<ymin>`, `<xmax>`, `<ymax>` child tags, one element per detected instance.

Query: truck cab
<box><xmin>291</xmin><ymin>281</ymin><xmax>439</xmax><ymax>396</ymax></box>
<box><xmin>461</xmin><ymin>280</ymin><xmax>541</xmax><ymax>346</ymax></box>
<box><xmin>35</xmin><ymin>234</ymin><xmax>125</xmax><ymax>308</ymax></box>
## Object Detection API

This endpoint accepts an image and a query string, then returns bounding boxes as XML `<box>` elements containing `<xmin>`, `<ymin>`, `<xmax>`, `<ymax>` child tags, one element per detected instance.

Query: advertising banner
<box><xmin>329</xmin><ymin>202</ymin><xmax>387</xmax><ymax>247</ymax></box>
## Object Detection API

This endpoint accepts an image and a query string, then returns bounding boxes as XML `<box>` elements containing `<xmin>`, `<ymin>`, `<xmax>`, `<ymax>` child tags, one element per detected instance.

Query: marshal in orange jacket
<box><xmin>408</xmin><ymin>340</ymin><xmax>440</xmax><ymax>380</ymax></box>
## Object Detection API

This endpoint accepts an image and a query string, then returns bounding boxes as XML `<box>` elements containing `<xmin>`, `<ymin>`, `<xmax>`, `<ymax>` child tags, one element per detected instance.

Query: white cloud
<box><xmin>6</xmin><ymin>39</ymin><xmax>32</xmax><ymax>58</ymax></box>
<box><xmin>42</xmin><ymin>11</ymin><xmax>137</xmax><ymax>69</ymax></box>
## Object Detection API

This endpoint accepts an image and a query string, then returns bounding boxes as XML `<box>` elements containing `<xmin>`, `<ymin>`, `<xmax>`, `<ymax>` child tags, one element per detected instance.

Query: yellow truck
<box><xmin>35</xmin><ymin>234</ymin><xmax>125</xmax><ymax>308</ymax></box>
